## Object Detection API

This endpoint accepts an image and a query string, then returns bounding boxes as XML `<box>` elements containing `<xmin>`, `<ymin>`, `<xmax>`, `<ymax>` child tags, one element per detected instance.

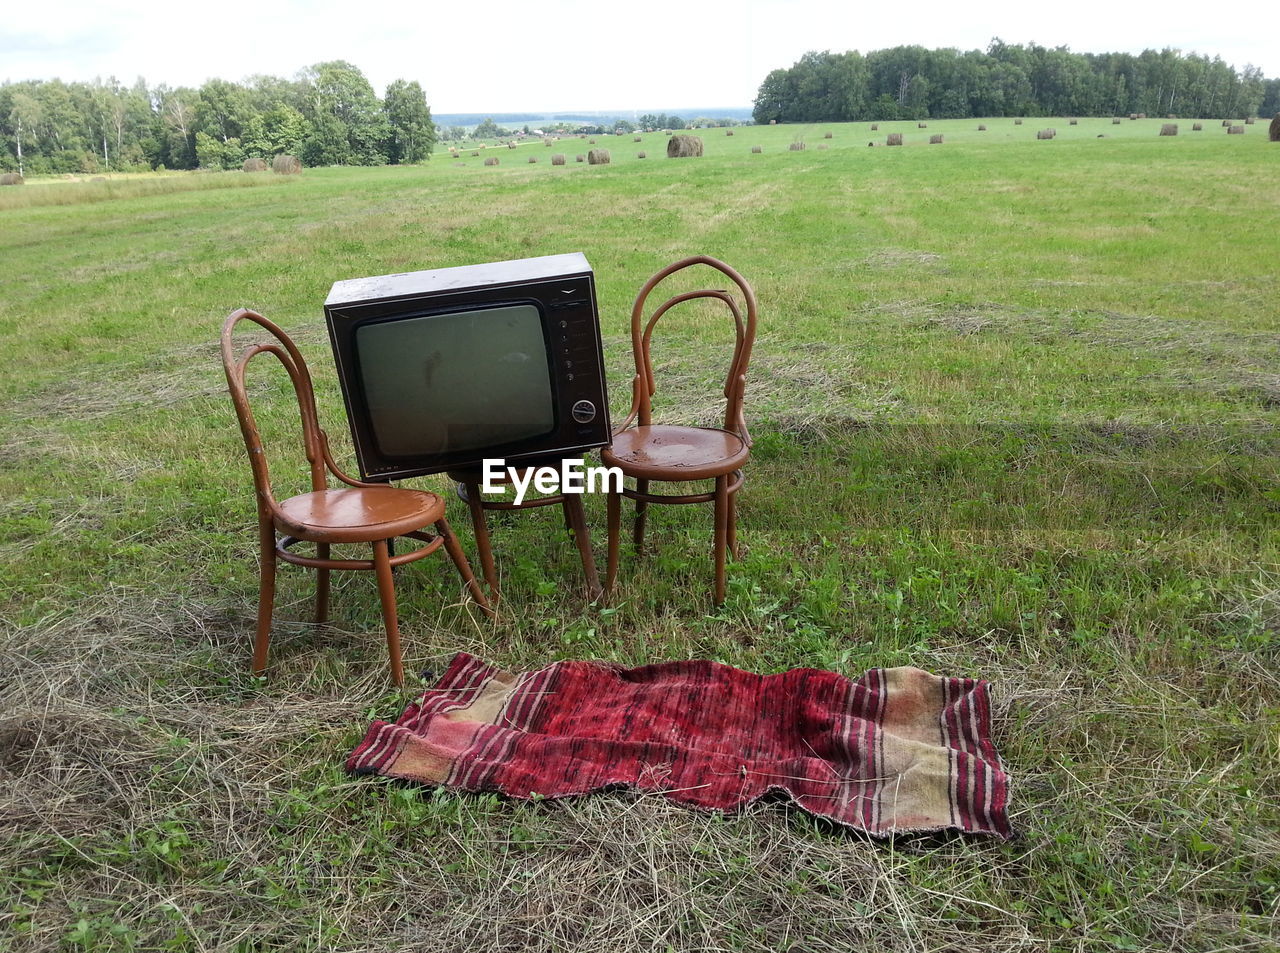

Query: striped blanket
<box><xmin>347</xmin><ymin>652</ymin><xmax>1011</xmax><ymax>838</ymax></box>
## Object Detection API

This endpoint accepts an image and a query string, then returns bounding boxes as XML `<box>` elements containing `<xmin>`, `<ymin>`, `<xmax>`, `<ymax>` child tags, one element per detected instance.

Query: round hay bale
<box><xmin>870</xmin><ymin>123</ymin><xmax>879</xmax><ymax>131</ymax></box>
<box><xmin>271</xmin><ymin>154</ymin><xmax>301</xmax><ymax>174</ymax></box>
<box><xmin>471</xmin><ymin>151</ymin><xmax>480</xmax><ymax>157</ymax></box>
<box><xmin>816</xmin><ymin>143</ymin><xmax>828</xmax><ymax>150</ymax></box>
<box><xmin>1228</xmin><ymin>125</ymin><xmax>1244</xmax><ymax>135</ymax></box>
<box><xmin>545</xmin><ymin>139</ymin><xmax>553</xmax><ymax>146</ymax></box>
<box><xmin>751</xmin><ymin>145</ymin><xmax>762</xmax><ymax>154</ymax></box>
<box><xmin>1192</xmin><ymin>122</ymin><xmax>1203</xmax><ymax>131</ymax></box>
<box><xmin>1036</xmin><ymin>128</ymin><xmax>1056</xmax><ymax>139</ymax></box>
<box><xmin>1245</xmin><ymin>117</ymin><xmax>1255</xmax><ymax>125</ymax></box>
<box><xmin>978</xmin><ymin>124</ymin><xmax>987</xmax><ymax>131</ymax></box>
<box><xmin>823</xmin><ymin>131</ymin><xmax>832</xmax><ymax>139</ymax></box>
<box><xmin>241</xmin><ymin>157</ymin><xmax>267</xmax><ymax>172</ymax></box>
<box><xmin>769</xmin><ymin>119</ymin><xmax>777</xmax><ymax>125</ymax></box>
<box><xmin>667</xmin><ymin>134</ymin><xmax>704</xmax><ymax>158</ymax></box>
<box><xmin>637</xmin><ymin>151</ymin><xmax>647</xmax><ymax>158</ymax></box>
<box><xmin>788</xmin><ymin>140</ymin><xmax>806</xmax><ymax>151</ymax></box>
<box><xmin>1130</xmin><ymin>114</ymin><xmax>1140</xmax><ymax>120</ymax></box>
<box><xmin>929</xmin><ymin>134</ymin><xmax>943</xmax><ymax>144</ymax></box>
<box><xmin>1222</xmin><ymin>119</ymin><xmax>1233</xmax><ymax>127</ymax></box>
<box><xmin>886</xmin><ymin>133</ymin><xmax>903</xmax><ymax>146</ymax></box>
<box><xmin>1014</xmin><ymin>118</ymin><xmax>1023</xmax><ymax>125</ymax></box>
<box><xmin>484</xmin><ymin>157</ymin><xmax>499</xmax><ymax>166</ymax></box>
<box><xmin>1167</xmin><ymin>113</ymin><xmax>1177</xmax><ymax>119</ymax></box>
<box><xmin>1137</xmin><ymin>112</ymin><xmax>1147</xmax><ymax>119</ymax></box>
<box><xmin>1069</xmin><ymin>118</ymin><xmax>1078</xmax><ymax>125</ymax></box>
<box><xmin>1159</xmin><ymin>123</ymin><xmax>1178</xmax><ymax>136</ymax></box>
<box><xmin>1112</xmin><ymin>117</ymin><xmax>1122</xmax><ymax>124</ymax></box>
<box><xmin>1269</xmin><ymin>113</ymin><xmax>1280</xmax><ymax>142</ymax></box>
<box><xmin>528</xmin><ymin>156</ymin><xmax>538</xmax><ymax>163</ymax></box>
<box><xmin>508</xmin><ymin>142</ymin><xmax>517</xmax><ymax>149</ymax></box>
<box><xmin>726</xmin><ymin>129</ymin><xmax>734</xmax><ymax>136</ymax></box>
<box><xmin>576</xmin><ymin>154</ymin><xmax>585</xmax><ymax>162</ymax></box>
<box><xmin>587</xmin><ymin>148</ymin><xmax>610</xmax><ymax>165</ymax></box>
<box><xmin>633</xmin><ymin>136</ymin><xmax>642</xmax><ymax>142</ymax></box>
<box><xmin>589</xmin><ymin>138</ymin><xmax>596</xmax><ymax>144</ymax></box>
<box><xmin>0</xmin><ymin>172</ymin><xmax>24</xmax><ymax>186</ymax></box>
<box><xmin>918</xmin><ymin>122</ymin><xmax>927</xmax><ymax>129</ymax></box>
<box><xmin>551</xmin><ymin>154</ymin><xmax>566</xmax><ymax>165</ymax></box>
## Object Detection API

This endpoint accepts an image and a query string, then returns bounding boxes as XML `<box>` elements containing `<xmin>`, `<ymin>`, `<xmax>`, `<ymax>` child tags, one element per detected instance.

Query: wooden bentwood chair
<box><xmin>603</xmin><ymin>255</ymin><xmax>759</xmax><ymax>605</ymax></box>
<box><xmin>221</xmin><ymin>309</ymin><xmax>493</xmax><ymax>685</ymax></box>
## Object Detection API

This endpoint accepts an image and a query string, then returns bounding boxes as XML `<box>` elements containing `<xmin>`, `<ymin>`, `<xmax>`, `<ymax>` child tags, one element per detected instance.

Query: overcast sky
<box><xmin>4</xmin><ymin>0</ymin><xmax>1275</xmax><ymax>113</ymax></box>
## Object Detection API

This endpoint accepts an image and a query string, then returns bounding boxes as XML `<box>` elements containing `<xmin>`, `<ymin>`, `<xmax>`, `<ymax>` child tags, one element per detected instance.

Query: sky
<box><xmin>4</xmin><ymin>0</ymin><xmax>1275</xmax><ymax>113</ymax></box>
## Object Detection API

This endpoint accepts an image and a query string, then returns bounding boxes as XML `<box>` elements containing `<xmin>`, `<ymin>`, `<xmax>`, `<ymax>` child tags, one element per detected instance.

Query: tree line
<box><xmin>753</xmin><ymin>40</ymin><xmax>1279</xmax><ymax>124</ymax></box>
<box><xmin>0</xmin><ymin>61</ymin><xmax>435</xmax><ymax>176</ymax></box>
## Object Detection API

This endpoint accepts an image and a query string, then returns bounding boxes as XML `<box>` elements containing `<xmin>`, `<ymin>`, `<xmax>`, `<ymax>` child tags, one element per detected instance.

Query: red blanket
<box><xmin>347</xmin><ymin>652</ymin><xmax>1011</xmax><ymax>838</ymax></box>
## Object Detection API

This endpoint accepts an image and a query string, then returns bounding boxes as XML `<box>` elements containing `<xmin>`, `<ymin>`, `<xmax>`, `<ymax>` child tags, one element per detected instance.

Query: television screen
<box><xmin>356</xmin><ymin>304</ymin><xmax>555</xmax><ymax>457</ymax></box>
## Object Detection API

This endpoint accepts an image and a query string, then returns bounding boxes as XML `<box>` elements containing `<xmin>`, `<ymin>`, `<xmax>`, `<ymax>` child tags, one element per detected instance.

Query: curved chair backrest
<box><xmin>221</xmin><ymin>309</ymin><xmax>334</xmax><ymax>517</ymax></box>
<box><xmin>620</xmin><ymin>255</ymin><xmax>759</xmax><ymax>444</ymax></box>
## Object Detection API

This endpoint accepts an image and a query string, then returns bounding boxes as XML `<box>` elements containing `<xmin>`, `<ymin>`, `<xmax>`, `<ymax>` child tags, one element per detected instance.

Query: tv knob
<box><xmin>571</xmin><ymin>400</ymin><xmax>596</xmax><ymax>423</ymax></box>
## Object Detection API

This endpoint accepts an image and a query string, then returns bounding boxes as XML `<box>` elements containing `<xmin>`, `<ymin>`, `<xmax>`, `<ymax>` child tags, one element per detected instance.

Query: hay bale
<box><xmin>1014</xmin><ymin>118</ymin><xmax>1023</xmax><ymax>125</ymax></box>
<box><xmin>1112</xmin><ymin>117</ymin><xmax>1122</xmax><ymax>124</ymax></box>
<box><xmin>1167</xmin><ymin>113</ymin><xmax>1177</xmax><ymax>119</ymax></box>
<box><xmin>929</xmin><ymin>134</ymin><xmax>943</xmax><ymax>144</ymax></box>
<box><xmin>769</xmin><ymin>119</ymin><xmax>777</xmax><ymax>125</ymax></box>
<box><xmin>241</xmin><ymin>157</ymin><xmax>267</xmax><ymax>172</ymax></box>
<box><xmin>271</xmin><ymin>154</ymin><xmax>301</xmax><ymax>174</ymax></box>
<box><xmin>817</xmin><ymin>143</ymin><xmax>829</xmax><ymax>150</ymax></box>
<box><xmin>751</xmin><ymin>145</ymin><xmax>762</xmax><ymax>153</ymax></box>
<box><xmin>637</xmin><ymin>151</ymin><xmax>647</xmax><ymax>158</ymax></box>
<box><xmin>1245</xmin><ymin>117</ymin><xmax>1255</xmax><ymax>125</ymax></box>
<box><xmin>471</xmin><ymin>151</ymin><xmax>480</xmax><ymax>157</ymax></box>
<box><xmin>484</xmin><ymin>157</ymin><xmax>499</xmax><ymax>166</ymax></box>
<box><xmin>870</xmin><ymin>123</ymin><xmax>879</xmax><ymax>131</ymax></box>
<box><xmin>1228</xmin><ymin>125</ymin><xmax>1244</xmax><ymax>135</ymax></box>
<box><xmin>551</xmin><ymin>154</ymin><xmax>566</xmax><ymax>165</ymax></box>
<box><xmin>788</xmin><ymin>141</ymin><xmax>806</xmax><ymax>151</ymax></box>
<box><xmin>1192</xmin><ymin>122</ymin><xmax>1203</xmax><ymax>131</ymax></box>
<box><xmin>978</xmin><ymin>124</ymin><xmax>987</xmax><ymax>131</ymax></box>
<box><xmin>1159</xmin><ymin>123</ymin><xmax>1178</xmax><ymax>136</ymax></box>
<box><xmin>726</xmin><ymin>129</ymin><xmax>734</xmax><ymax>136</ymax></box>
<box><xmin>528</xmin><ymin>156</ymin><xmax>538</xmax><ymax>163</ymax></box>
<box><xmin>1037</xmin><ymin>129</ymin><xmax>1056</xmax><ymax>139</ymax></box>
<box><xmin>587</xmin><ymin>148</ymin><xmax>610</xmax><ymax>164</ymax></box>
<box><xmin>508</xmin><ymin>142</ymin><xmax>517</xmax><ymax>149</ymax></box>
<box><xmin>886</xmin><ymin>133</ymin><xmax>903</xmax><ymax>146</ymax></box>
<box><xmin>633</xmin><ymin>136</ymin><xmax>642</xmax><ymax>142</ymax></box>
<box><xmin>1069</xmin><ymin>118</ymin><xmax>1078</xmax><ymax>125</ymax></box>
<box><xmin>823</xmin><ymin>131</ymin><xmax>832</xmax><ymax>139</ymax></box>
<box><xmin>545</xmin><ymin>139</ymin><xmax>553</xmax><ymax>146</ymax></box>
<box><xmin>1222</xmin><ymin>119</ymin><xmax>1233</xmax><ymax>127</ymax></box>
<box><xmin>667</xmin><ymin>134</ymin><xmax>703</xmax><ymax>158</ymax></box>
<box><xmin>0</xmin><ymin>172</ymin><xmax>24</xmax><ymax>186</ymax></box>
<box><xmin>918</xmin><ymin>122</ymin><xmax>927</xmax><ymax>128</ymax></box>
<box><xmin>1270</xmin><ymin>113</ymin><xmax>1280</xmax><ymax>142</ymax></box>
<box><xmin>589</xmin><ymin>139</ymin><xmax>596</xmax><ymax>144</ymax></box>
<box><xmin>1137</xmin><ymin>112</ymin><xmax>1147</xmax><ymax>119</ymax></box>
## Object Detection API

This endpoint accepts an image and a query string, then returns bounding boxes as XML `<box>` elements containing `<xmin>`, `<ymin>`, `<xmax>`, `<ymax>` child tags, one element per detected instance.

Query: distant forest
<box><xmin>753</xmin><ymin>41</ymin><xmax>1279</xmax><ymax>124</ymax></box>
<box><xmin>0</xmin><ymin>61</ymin><xmax>436</xmax><ymax>176</ymax></box>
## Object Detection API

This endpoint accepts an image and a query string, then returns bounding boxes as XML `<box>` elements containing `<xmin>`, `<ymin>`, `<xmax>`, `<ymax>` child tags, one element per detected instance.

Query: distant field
<box><xmin>1</xmin><ymin>117</ymin><xmax>1278</xmax><ymax>951</ymax></box>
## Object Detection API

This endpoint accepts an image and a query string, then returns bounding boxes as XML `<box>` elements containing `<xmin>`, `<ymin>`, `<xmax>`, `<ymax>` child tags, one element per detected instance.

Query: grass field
<box><xmin>1</xmin><ymin>116</ymin><xmax>1278</xmax><ymax>951</ymax></box>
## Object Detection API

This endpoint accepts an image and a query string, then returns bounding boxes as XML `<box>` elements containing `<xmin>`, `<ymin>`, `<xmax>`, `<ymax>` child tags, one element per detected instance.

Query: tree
<box><xmin>9</xmin><ymin>91</ymin><xmax>41</xmax><ymax>176</ymax></box>
<box><xmin>472</xmin><ymin>117</ymin><xmax>508</xmax><ymax>139</ymax></box>
<box><xmin>301</xmin><ymin>61</ymin><xmax>390</xmax><ymax>165</ymax></box>
<box><xmin>384</xmin><ymin>79</ymin><xmax>435</xmax><ymax>163</ymax></box>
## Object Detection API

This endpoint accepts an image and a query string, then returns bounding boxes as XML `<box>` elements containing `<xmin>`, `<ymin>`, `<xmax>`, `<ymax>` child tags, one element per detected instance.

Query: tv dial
<box><xmin>571</xmin><ymin>400</ymin><xmax>596</xmax><ymax>423</ymax></box>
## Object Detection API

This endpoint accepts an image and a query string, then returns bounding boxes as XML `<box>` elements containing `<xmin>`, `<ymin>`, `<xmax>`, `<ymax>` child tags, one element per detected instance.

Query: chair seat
<box><xmin>602</xmin><ymin>425</ymin><xmax>749</xmax><ymax>481</ymax></box>
<box><xmin>275</xmin><ymin>487</ymin><xmax>445</xmax><ymax>543</ymax></box>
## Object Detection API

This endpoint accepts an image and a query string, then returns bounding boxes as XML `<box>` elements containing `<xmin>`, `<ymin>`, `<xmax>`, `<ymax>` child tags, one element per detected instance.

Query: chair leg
<box><xmin>633</xmin><ymin>479</ymin><xmax>650</xmax><ymax>552</ymax></box>
<box><xmin>315</xmin><ymin>542</ymin><xmax>330</xmax><ymax>624</ymax></box>
<box><xmin>562</xmin><ymin>494</ymin><xmax>602</xmax><ymax>600</ymax></box>
<box><xmin>372</xmin><ymin>539</ymin><xmax>404</xmax><ymax>687</ymax></box>
<box><xmin>436</xmin><ymin>518</ymin><xmax>496</xmax><ymax>619</ymax></box>
<box><xmin>252</xmin><ymin>519</ymin><xmax>276</xmax><ymax>675</ymax></box>
<box><xmin>713</xmin><ymin>475</ymin><xmax>729</xmax><ymax>605</ymax></box>
<box><xmin>605</xmin><ymin>487</ymin><xmax>621</xmax><ymax>596</ymax></box>
<box><xmin>727</xmin><ymin>485</ymin><xmax>739</xmax><ymax>561</ymax></box>
<box><xmin>462</xmin><ymin>480</ymin><xmax>500</xmax><ymax>600</ymax></box>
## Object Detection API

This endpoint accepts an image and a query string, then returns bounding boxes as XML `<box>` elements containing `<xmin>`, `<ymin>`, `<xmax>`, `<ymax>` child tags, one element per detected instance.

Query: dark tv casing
<box><xmin>324</xmin><ymin>252</ymin><xmax>610</xmax><ymax>481</ymax></box>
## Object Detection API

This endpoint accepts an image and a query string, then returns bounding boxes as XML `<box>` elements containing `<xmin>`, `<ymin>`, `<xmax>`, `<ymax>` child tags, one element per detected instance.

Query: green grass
<box><xmin>1</xmin><ymin>116</ymin><xmax>1278</xmax><ymax>951</ymax></box>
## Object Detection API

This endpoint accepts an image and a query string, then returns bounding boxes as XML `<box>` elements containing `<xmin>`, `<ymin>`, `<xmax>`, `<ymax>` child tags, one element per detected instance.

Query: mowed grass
<box><xmin>1</xmin><ymin>117</ymin><xmax>1278</xmax><ymax>951</ymax></box>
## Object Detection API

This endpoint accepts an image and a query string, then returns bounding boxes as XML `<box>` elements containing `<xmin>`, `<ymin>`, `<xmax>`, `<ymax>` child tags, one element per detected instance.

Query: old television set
<box><xmin>324</xmin><ymin>253</ymin><xmax>610</xmax><ymax>481</ymax></box>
